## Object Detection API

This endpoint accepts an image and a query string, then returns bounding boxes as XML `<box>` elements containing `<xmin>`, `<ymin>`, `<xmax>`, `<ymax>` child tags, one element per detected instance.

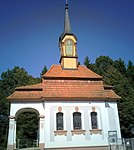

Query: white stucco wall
<box><xmin>7</xmin><ymin>100</ymin><xmax>121</xmax><ymax>149</ymax></box>
<box><xmin>9</xmin><ymin>101</ymin><xmax>45</xmax><ymax>116</ymax></box>
<box><xmin>7</xmin><ymin>101</ymin><xmax>45</xmax><ymax>146</ymax></box>
<box><xmin>44</xmin><ymin>101</ymin><xmax>121</xmax><ymax>148</ymax></box>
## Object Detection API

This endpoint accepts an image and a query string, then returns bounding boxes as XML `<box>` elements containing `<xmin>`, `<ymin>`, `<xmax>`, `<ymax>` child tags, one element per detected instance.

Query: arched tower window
<box><xmin>56</xmin><ymin>112</ymin><xmax>63</xmax><ymax>130</ymax></box>
<box><xmin>65</xmin><ymin>39</ymin><xmax>74</xmax><ymax>56</ymax></box>
<box><xmin>91</xmin><ymin>112</ymin><xmax>98</xmax><ymax>129</ymax></box>
<box><xmin>73</xmin><ymin>112</ymin><xmax>81</xmax><ymax>130</ymax></box>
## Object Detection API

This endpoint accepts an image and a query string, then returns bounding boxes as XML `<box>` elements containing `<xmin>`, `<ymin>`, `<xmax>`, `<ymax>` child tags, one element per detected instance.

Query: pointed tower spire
<box><xmin>59</xmin><ymin>0</ymin><xmax>78</xmax><ymax>69</ymax></box>
<box><xmin>59</xmin><ymin>0</ymin><xmax>77</xmax><ymax>42</ymax></box>
<box><xmin>64</xmin><ymin>0</ymin><xmax>71</xmax><ymax>33</ymax></box>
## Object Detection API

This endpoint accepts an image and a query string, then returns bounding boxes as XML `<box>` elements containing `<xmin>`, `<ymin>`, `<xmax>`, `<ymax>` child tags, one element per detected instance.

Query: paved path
<box><xmin>16</xmin><ymin>148</ymin><xmax>40</xmax><ymax>150</ymax></box>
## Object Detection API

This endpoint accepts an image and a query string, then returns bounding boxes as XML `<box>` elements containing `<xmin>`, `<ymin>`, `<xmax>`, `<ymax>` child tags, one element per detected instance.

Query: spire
<box><xmin>64</xmin><ymin>0</ymin><xmax>71</xmax><ymax>34</ymax></box>
<box><xmin>59</xmin><ymin>0</ymin><xmax>77</xmax><ymax>42</ymax></box>
<box><xmin>59</xmin><ymin>0</ymin><xmax>78</xmax><ymax>69</ymax></box>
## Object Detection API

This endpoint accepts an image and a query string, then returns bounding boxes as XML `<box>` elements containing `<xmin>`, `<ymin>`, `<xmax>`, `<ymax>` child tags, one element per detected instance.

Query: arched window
<box><xmin>91</xmin><ymin>112</ymin><xmax>98</xmax><ymax>129</ymax></box>
<box><xmin>65</xmin><ymin>39</ymin><xmax>73</xmax><ymax>56</ymax></box>
<box><xmin>56</xmin><ymin>112</ymin><xmax>63</xmax><ymax>130</ymax></box>
<box><xmin>73</xmin><ymin>112</ymin><xmax>82</xmax><ymax>130</ymax></box>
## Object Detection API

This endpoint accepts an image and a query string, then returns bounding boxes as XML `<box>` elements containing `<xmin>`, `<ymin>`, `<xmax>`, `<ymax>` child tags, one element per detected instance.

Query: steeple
<box><xmin>59</xmin><ymin>0</ymin><xmax>78</xmax><ymax>69</ymax></box>
<box><xmin>59</xmin><ymin>0</ymin><xmax>77</xmax><ymax>41</ymax></box>
<box><xmin>64</xmin><ymin>0</ymin><xmax>71</xmax><ymax>34</ymax></box>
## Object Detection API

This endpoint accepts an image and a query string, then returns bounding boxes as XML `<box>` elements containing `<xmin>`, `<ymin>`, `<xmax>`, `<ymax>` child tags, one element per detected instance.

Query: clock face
<box><xmin>65</xmin><ymin>39</ymin><xmax>73</xmax><ymax>56</ymax></box>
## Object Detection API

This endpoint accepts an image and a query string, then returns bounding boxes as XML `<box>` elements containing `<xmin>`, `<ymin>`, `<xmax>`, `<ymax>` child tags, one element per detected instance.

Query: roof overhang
<box><xmin>41</xmin><ymin>97</ymin><xmax>120</xmax><ymax>102</ymax></box>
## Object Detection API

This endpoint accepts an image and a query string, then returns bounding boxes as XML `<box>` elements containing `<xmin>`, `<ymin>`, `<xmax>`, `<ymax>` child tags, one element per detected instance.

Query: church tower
<box><xmin>59</xmin><ymin>0</ymin><xmax>78</xmax><ymax>69</ymax></box>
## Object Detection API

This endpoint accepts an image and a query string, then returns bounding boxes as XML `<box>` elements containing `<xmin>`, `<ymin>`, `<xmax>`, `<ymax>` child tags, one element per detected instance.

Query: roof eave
<box><xmin>7</xmin><ymin>97</ymin><xmax>43</xmax><ymax>102</ymax></box>
<box><xmin>41</xmin><ymin>97</ymin><xmax>119</xmax><ymax>101</ymax></box>
<box><xmin>7</xmin><ymin>96</ymin><xmax>121</xmax><ymax>102</ymax></box>
<box><xmin>43</xmin><ymin>76</ymin><xmax>102</xmax><ymax>80</ymax></box>
<box><xmin>59</xmin><ymin>33</ymin><xmax>77</xmax><ymax>44</ymax></box>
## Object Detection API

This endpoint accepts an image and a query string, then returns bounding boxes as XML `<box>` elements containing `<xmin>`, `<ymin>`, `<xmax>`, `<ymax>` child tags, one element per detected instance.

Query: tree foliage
<box><xmin>17</xmin><ymin>112</ymin><xmax>39</xmax><ymax>140</ymax></box>
<box><xmin>0</xmin><ymin>66</ymin><xmax>40</xmax><ymax>149</ymax></box>
<box><xmin>40</xmin><ymin>65</ymin><xmax>48</xmax><ymax>78</ymax></box>
<box><xmin>0</xmin><ymin>56</ymin><xmax>134</xmax><ymax>149</ymax></box>
<box><xmin>84</xmin><ymin>55</ymin><xmax>134</xmax><ymax>138</ymax></box>
<box><xmin>0</xmin><ymin>66</ymin><xmax>40</xmax><ymax>97</ymax></box>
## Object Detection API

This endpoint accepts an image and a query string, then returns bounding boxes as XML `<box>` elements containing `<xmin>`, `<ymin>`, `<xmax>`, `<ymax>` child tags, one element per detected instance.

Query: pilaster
<box><xmin>7</xmin><ymin>116</ymin><xmax>16</xmax><ymax>150</ymax></box>
<box><xmin>39</xmin><ymin>115</ymin><xmax>45</xmax><ymax>150</ymax></box>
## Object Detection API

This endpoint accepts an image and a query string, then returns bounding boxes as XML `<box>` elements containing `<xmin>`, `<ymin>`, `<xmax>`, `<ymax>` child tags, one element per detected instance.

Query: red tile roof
<box><xmin>43</xmin><ymin>80</ymin><xmax>107</xmax><ymax>99</ymax></box>
<box><xmin>105</xmin><ymin>89</ymin><xmax>121</xmax><ymax>99</ymax></box>
<box><xmin>8</xmin><ymin>83</ymin><xmax>43</xmax><ymax>100</ymax></box>
<box><xmin>16</xmin><ymin>83</ymin><xmax>43</xmax><ymax>90</ymax></box>
<box><xmin>43</xmin><ymin>65</ymin><xmax>102</xmax><ymax>79</ymax></box>
<box><xmin>8</xmin><ymin>91</ymin><xmax>42</xmax><ymax>100</ymax></box>
<box><xmin>7</xmin><ymin>65</ymin><xmax>121</xmax><ymax>101</ymax></box>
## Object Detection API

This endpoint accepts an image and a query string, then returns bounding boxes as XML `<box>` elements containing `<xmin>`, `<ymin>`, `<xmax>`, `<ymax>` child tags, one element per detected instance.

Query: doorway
<box><xmin>16</xmin><ymin>109</ymin><xmax>39</xmax><ymax>149</ymax></box>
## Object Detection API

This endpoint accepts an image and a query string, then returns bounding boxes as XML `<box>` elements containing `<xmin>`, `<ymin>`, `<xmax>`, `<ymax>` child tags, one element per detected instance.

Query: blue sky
<box><xmin>0</xmin><ymin>0</ymin><xmax>134</xmax><ymax>77</ymax></box>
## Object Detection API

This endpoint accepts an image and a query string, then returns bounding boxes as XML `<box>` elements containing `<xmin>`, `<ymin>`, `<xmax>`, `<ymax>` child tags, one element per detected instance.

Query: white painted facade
<box><xmin>7</xmin><ymin>100</ymin><xmax>121</xmax><ymax>149</ymax></box>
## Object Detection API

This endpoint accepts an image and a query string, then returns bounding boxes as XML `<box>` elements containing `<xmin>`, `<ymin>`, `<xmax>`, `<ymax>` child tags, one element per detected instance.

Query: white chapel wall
<box><xmin>7</xmin><ymin>100</ymin><xmax>45</xmax><ymax>147</ymax></box>
<box><xmin>44</xmin><ymin>101</ymin><xmax>121</xmax><ymax>149</ymax></box>
<box><xmin>7</xmin><ymin>100</ymin><xmax>121</xmax><ymax>149</ymax></box>
<box><xmin>9</xmin><ymin>101</ymin><xmax>45</xmax><ymax>117</ymax></box>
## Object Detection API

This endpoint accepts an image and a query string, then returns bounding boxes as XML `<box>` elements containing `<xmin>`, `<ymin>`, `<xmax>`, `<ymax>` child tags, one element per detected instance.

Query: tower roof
<box><xmin>64</xmin><ymin>0</ymin><xmax>71</xmax><ymax>34</ymax></box>
<box><xmin>59</xmin><ymin>0</ymin><xmax>77</xmax><ymax>42</ymax></box>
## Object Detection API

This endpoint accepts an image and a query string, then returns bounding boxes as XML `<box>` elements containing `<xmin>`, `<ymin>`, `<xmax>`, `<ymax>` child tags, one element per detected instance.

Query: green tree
<box><xmin>40</xmin><ymin>65</ymin><xmax>48</xmax><ymax>78</ymax></box>
<box><xmin>0</xmin><ymin>91</ymin><xmax>9</xmax><ymax>150</ymax></box>
<box><xmin>113</xmin><ymin>58</ymin><xmax>126</xmax><ymax>76</ymax></box>
<box><xmin>17</xmin><ymin>112</ymin><xmax>39</xmax><ymax>140</ymax></box>
<box><xmin>127</xmin><ymin>60</ymin><xmax>134</xmax><ymax>82</ymax></box>
<box><xmin>84</xmin><ymin>55</ymin><xmax>134</xmax><ymax>138</ymax></box>
<box><xmin>95</xmin><ymin>56</ymin><xmax>113</xmax><ymax>75</ymax></box>
<box><xmin>0</xmin><ymin>66</ymin><xmax>40</xmax><ymax>97</ymax></box>
<box><xmin>78</xmin><ymin>61</ymin><xmax>81</xmax><ymax>66</ymax></box>
<box><xmin>0</xmin><ymin>66</ymin><xmax>40</xmax><ymax>149</ymax></box>
<box><xmin>84</xmin><ymin>56</ymin><xmax>90</xmax><ymax>68</ymax></box>
<box><xmin>84</xmin><ymin>56</ymin><xmax>97</xmax><ymax>72</ymax></box>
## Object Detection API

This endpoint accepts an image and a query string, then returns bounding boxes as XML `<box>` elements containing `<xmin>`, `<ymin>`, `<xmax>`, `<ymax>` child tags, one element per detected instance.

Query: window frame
<box><xmin>90</xmin><ymin>111</ymin><xmax>98</xmax><ymax>129</ymax></box>
<box><xmin>65</xmin><ymin>39</ymin><xmax>74</xmax><ymax>56</ymax></box>
<box><xmin>56</xmin><ymin>112</ymin><xmax>64</xmax><ymax>130</ymax></box>
<box><xmin>73</xmin><ymin>112</ymin><xmax>82</xmax><ymax>130</ymax></box>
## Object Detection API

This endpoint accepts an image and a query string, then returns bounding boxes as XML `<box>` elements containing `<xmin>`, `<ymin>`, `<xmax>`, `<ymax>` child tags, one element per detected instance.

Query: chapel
<box><xmin>7</xmin><ymin>1</ymin><xmax>122</xmax><ymax>150</ymax></box>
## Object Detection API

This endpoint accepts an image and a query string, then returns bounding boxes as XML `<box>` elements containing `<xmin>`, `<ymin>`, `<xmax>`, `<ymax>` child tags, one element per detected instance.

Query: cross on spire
<box><xmin>66</xmin><ymin>0</ymin><xmax>68</xmax><ymax>5</ymax></box>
